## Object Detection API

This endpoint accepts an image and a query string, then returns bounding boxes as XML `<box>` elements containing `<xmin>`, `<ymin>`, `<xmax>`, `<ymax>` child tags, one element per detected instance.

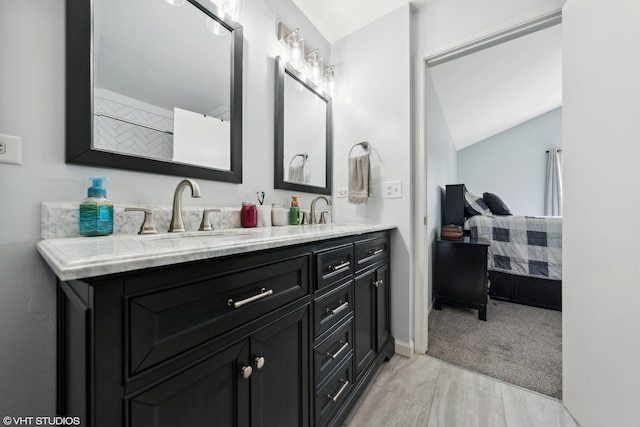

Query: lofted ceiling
<box><xmin>429</xmin><ymin>24</ymin><xmax>563</xmax><ymax>150</ymax></box>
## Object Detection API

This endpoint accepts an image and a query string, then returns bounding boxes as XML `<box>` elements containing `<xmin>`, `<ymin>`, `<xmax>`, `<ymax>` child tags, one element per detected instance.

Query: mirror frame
<box><xmin>66</xmin><ymin>0</ymin><xmax>243</xmax><ymax>182</ymax></box>
<box><xmin>274</xmin><ymin>56</ymin><xmax>332</xmax><ymax>195</ymax></box>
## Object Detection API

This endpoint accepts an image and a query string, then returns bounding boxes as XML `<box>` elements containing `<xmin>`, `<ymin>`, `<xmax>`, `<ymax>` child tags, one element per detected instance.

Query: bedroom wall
<box><xmin>457</xmin><ymin>107</ymin><xmax>562</xmax><ymax>216</ymax></box>
<box><xmin>0</xmin><ymin>0</ymin><xmax>329</xmax><ymax>415</ymax></box>
<box><xmin>425</xmin><ymin>70</ymin><xmax>458</xmax><ymax>306</ymax></box>
<box><xmin>330</xmin><ymin>5</ymin><xmax>413</xmax><ymax>352</ymax></box>
<box><xmin>562</xmin><ymin>0</ymin><xmax>640</xmax><ymax>425</ymax></box>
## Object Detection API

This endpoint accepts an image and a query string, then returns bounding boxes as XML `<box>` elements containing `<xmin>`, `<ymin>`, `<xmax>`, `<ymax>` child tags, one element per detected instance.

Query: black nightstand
<box><xmin>434</xmin><ymin>238</ymin><xmax>489</xmax><ymax>320</ymax></box>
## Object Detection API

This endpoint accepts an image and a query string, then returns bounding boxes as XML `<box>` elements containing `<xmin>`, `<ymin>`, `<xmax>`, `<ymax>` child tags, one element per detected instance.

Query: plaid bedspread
<box><xmin>467</xmin><ymin>215</ymin><xmax>562</xmax><ymax>280</ymax></box>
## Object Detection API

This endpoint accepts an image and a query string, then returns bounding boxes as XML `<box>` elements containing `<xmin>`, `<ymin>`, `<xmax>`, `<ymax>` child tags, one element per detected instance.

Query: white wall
<box><xmin>425</xmin><ymin>70</ymin><xmax>458</xmax><ymax>306</ymax></box>
<box><xmin>0</xmin><ymin>0</ymin><xmax>329</xmax><ymax>414</ymax></box>
<box><xmin>331</xmin><ymin>5</ymin><xmax>413</xmax><ymax>348</ymax></box>
<box><xmin>562</xmin><ymin>0</ymin><xmax>640</xmax><ymax>425</ymax></box>
<box><xmin>457</xmin><ymin>107</ymin><xmax>562</xmax><ymax>216</ymax></box>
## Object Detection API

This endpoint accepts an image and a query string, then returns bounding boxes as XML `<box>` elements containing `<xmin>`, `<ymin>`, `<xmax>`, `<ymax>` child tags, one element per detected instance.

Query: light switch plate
<box><xmin>336</xmin><ymin>187</ymin><xmax>348</xmax><ymax>198</ymax></box>
<box><xmin>384</xmin><ymin>180</ymin><xmax>402</xmax><ymax>199</ymax></box>
<box><xmin>0</xmin><ymin>134</ymin><xmax>22</xmax><ymax>165</ymax></box>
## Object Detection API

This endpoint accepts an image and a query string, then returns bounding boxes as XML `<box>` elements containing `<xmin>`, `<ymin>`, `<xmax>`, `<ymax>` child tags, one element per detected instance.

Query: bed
<box><xmin>444</xmin><ymin>184</ymin><xmax>562</xmax><ymax>311</ymax></box>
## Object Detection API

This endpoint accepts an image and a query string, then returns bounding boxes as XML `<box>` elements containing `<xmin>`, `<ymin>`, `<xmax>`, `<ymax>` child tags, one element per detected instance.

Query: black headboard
<box><xmin>444</xmin><ymin>184</ymin><xmax>466</xmax><ymax>226</ymax></box>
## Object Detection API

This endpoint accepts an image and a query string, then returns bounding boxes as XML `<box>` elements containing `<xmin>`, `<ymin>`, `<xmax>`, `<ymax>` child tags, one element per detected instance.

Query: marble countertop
<box><xmin>37</xmin><ymin>223</ymin><xmax>396</xmax><ymax>281</ymax></box>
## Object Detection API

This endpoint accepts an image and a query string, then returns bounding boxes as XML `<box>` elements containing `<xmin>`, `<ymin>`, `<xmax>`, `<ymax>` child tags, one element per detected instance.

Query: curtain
<box><xmin>545</xmin><ymin>148</ymin><xmax>563</xmax><ymax>216</ymax></box>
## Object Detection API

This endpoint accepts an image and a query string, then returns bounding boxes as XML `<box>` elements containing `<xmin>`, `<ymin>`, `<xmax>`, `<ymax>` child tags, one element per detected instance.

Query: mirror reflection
<box><xmin>93</xmin><ymin>0</ymin><xmax>232</xmax><ymax>170</ymax></box>
<box><xmin>283</xmin><ymin>72</ymin><xmax>327</xmax><ymax>185</ymax></box>
<box><xmin>275</xmin><ymin>57</ymin><xmax>332</xmax><ymax>195</ymax></box>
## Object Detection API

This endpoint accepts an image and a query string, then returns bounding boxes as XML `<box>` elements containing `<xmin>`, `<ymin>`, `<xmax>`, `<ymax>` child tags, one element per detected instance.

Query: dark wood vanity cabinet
<box><xmin>57</xmin><ymin>231</ymin><xmax>394</xmax><ymax>427</ymax></box>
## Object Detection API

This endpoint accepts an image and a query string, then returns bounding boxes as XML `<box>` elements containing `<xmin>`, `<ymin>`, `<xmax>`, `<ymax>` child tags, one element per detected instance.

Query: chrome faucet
<box><xmin>309</xmin><ymin>195</ymin><xmax>332</xmax><ymax>225</ymax></box>
<box><xmin>169</xmin><ymin>179</ymin><xmax>202</xmax><ymax>232</ymax></box>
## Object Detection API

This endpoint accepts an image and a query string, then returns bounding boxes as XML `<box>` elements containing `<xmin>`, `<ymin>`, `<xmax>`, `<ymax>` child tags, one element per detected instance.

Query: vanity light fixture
<box><xmin>166</xmin><ymin>0</ymin><xmax>186</xmax><ymax>6</ymax></box>
<box><xmin>285</xmin><ymin>29</ymin><xmax>305</xmax><ymax>70</ymax></box>
<box><xmin>306</xmin><ymin>50</ymin><xmax>324</xmax><ymax>86</ymax></box>
<box><xmin>324</xmin><ymin>66</ymin><xmax>338</xmax><ymax>97</ymax></box>
<box><xmin>277</xmin><ymin>22</ymin><xmax>336</xmax><ymax>94</ymax></box>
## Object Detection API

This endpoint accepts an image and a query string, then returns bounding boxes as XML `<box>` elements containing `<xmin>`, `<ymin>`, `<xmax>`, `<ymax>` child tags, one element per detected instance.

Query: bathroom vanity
<box><xmin>38</xmin><ymin>224</ymin><xmax>395</xmax><ymax>427</ymax></box>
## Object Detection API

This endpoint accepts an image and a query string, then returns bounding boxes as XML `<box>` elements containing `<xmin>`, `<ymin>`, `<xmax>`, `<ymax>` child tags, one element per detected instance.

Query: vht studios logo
<box><xmin>3</xmin><ymin>417</ymin><xmax>81</xmax><ymax>426</ymax></box>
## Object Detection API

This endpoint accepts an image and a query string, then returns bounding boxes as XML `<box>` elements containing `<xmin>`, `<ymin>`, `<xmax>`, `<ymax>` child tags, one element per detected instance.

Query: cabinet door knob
<box><xmin>254</xmin><ymin>356</ymin><xmax>265</xmax><ymax>369</ymax></box>
<box><xmin>373</xmin><ymin>279</ymin><xmax>383</xmax><ymax>288</ymax></box>
<box><xmin>240</xmin><ymin>365</ymin><xmax>253</xmax><ymax>379</ymax></box>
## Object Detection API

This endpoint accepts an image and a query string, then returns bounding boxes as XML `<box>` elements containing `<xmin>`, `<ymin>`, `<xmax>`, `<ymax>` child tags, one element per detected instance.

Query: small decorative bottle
<box><xmin>289</xmin><ymin>196</ymin><xmax>300</xmax><ymax>225</ymax></box>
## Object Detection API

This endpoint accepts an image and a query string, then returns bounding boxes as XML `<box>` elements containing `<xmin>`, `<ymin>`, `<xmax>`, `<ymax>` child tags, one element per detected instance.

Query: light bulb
<box><xmin>286</xmin><ymin>30</ymin><xmax>305</xmax><ymax>70</ymax></box>
<box><xmin>165</xmin><ymin>0</ymin><xmax>186</xmax><ymax>6</ymax></box>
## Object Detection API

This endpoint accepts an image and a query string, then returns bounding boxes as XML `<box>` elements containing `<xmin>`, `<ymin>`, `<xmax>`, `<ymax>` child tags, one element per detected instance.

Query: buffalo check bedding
<box><xmin>467</xmin><ymin>215</ymin><xmax>562</xmax><ymax>281</ymax></box>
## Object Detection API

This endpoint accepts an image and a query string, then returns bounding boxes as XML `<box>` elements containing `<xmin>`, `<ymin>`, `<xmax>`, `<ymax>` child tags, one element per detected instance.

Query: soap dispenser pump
<box><xmin>289</xmin><ymin>196</ymin><xmax>300</xmax><ymax>225</ymax></box>
<box><xmin>79</xmin><ymin>177</ymin><xmax>113</xmax><ymax>237</ymax></box>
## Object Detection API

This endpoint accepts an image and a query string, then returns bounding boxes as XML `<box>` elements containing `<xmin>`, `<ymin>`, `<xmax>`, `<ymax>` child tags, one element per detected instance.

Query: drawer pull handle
<box><xmin>327</xmin><ymin>379</ymin><xmax>349</xmax><ymax>402</ymax></box>
<box><xmin>327</xmin><ymin>261</ymin><xmax>350</xmax><ymax>272</ymax></box>
<box><xmin>326</xmin><ymin>301</ymin><xmax>349</xmax><ymax>315</ymax></box>
<box><xmin>326</xmin><ymin>341</ymin><xmax>349</xmax><ymax>360</ymax></box>
<box><xmin>373</xmin><ymin>279</ymin><xmax>384</xmax><ymax>288</ymax></box>
<box><xmin>228</xmin><ymin>288</ymin><xmax>274</xmax><ymax>309</ymax></box>
<box><xmin>368</xmin><ymin>248</ymin><xmax>383</xmax><ymax>255</ymax></box>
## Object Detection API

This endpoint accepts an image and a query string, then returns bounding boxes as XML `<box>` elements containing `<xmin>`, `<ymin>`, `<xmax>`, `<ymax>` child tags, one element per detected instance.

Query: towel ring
<box><xmin>289</xmin><ymin>153</ymin><xmax>308</xmax><ymax>167</ymax></box>
<box><xmin>349</xmin><ymin>141</ymin><xmax>371</xmax><ymax>158</ymax></box>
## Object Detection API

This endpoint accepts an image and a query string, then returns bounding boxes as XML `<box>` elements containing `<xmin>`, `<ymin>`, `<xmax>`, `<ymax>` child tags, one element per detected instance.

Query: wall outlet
<box><xmin>0</xmin><ymin>134</ymin><xmax>22</xmax><ymax>165</ymax></box>
<box><xmin>384</xmin><ymin>180</ymin><xmax>402</xmax><ymax>199</ymax></box>
<box><xmin>337</xmin><ymin>187</ymin><xmax>348</xmax><ymax>198</ymax></box>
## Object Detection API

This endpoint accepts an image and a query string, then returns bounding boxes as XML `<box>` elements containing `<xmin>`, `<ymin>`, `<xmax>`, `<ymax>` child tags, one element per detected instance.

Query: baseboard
<box><xmin>394</xmin><ymin>339</ymin><xmax>414</xmax><ymax>358</ymax></box>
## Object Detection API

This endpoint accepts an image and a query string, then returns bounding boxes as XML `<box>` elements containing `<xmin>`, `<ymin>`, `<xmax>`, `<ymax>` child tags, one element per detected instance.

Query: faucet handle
<box><xmin>319</xmin><ymin>211</ymin><xmax>330</xmax><ymax>224</ymax></box>
<box><xmin>125</xmin><ymin>207</ymin><xmax>158</xmax><ymax>234</ymax></box>
<box><xmin>199</xmin><ymin>208</ymin><xmax>222</xmax><ymax>231</ymax></box>
<box><xmin>300</xmin><ymin>210</ymin><xmax>310</xmax><ymax>225</ymax></box>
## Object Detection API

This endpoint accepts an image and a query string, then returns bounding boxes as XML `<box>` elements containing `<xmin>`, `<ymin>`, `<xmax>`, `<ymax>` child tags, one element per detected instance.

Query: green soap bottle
<box><xmin>289</xmin><ymin>196</ymin><xmax>300</xmax><ymax>225</ymax></box>
<box><xmin>79</xmin><ymin>177</ymin><xmax>113</xmax><ymax>237</ymax></box>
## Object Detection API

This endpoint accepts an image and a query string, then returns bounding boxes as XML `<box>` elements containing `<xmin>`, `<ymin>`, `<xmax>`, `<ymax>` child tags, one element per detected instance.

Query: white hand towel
<box><xmin>348</xmin><ymin>154</ymin><xmax>372</xmax><ymax>204</ymax></box>
<box><xmin>288</xmin><ymin>164</ymin><xmax>304</xmax><ymax>183</ymax></box>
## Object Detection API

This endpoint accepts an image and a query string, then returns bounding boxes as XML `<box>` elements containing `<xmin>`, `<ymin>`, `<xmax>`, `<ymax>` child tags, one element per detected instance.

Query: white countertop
<box><xmin>37</xmin><ymin>223</ymin><xmax>396</xmax><ymax>281</ymax></box>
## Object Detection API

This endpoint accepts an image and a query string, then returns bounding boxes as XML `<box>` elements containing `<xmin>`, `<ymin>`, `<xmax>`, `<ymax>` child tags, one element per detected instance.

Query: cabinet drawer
<box><xmin>355</xmin><ymin>236</ymin><xmax>389</xmax><ymax>272</ymax></box>
<box><xmin>314</xmin><ymin>281</ymin><xmax>353</xmax><ymax>338</ymax></box>
<box><xmin>127</xmin><ymin>255</ymin><xmax>309</xmax><ymax>376</ymax></box>
<box><xmin>316</xmin><ymin>244</ymin><xmax>354</xmax><ymax>291</ymax></box>
<box><xmin>314</xmin><ymin>316</ymin><xmax>354</xmax><ymax>389</ymax></box>
<box><xmin>315</xmin><ymin>356</ymin><xmax>354</xmax><ymax>427</ymax></box>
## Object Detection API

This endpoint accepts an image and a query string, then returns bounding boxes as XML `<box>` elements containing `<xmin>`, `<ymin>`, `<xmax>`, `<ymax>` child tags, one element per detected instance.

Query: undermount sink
<box><xmin>136</xmin><ymin>228</ymin><xmax>261</xmax><ymax>241</ymax></box>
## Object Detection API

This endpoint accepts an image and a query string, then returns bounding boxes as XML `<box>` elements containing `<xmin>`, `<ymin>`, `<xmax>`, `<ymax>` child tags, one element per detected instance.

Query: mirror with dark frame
<box><xmin>275</xmin><ymin>56</ymin><xmax>332</xmax><ymax>195</ymax></box>
<box><xmin>66</xmin><ymin>0</ymin><xmax>243</xmax><ymax>182</ymax></box>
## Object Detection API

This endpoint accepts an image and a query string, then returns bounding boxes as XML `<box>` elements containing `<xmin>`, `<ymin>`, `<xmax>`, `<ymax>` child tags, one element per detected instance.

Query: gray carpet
<box><xmin>427</xmin><ymin>299</ymin><xmax>562</xmax><ymax>399</ymax></box>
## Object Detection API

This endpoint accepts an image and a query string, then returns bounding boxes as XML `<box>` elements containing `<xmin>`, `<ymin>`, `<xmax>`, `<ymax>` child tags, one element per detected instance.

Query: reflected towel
<box><xmin>288</xmin><ymin>164</ymin><xmax>304</xmax><ymax>183</ymax></box>
<box><xmin>348</xmin><ymin>154</ymin><xmax>372</xmax><ymax>204</ymax></box>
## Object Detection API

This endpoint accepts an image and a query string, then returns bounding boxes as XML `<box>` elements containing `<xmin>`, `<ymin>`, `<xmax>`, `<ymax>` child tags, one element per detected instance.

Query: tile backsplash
<box><xmin>41</xmin><ymin>202</ymin><xmax>242</xmax><ymax>239</ymax></box>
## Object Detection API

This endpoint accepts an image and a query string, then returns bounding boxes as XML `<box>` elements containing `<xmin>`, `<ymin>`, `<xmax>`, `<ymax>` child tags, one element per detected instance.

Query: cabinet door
<box><xmin>374</xmin><ymin>263</ymin><xmax>390</xmax><ymax>352</ymax></box>
<box><xmin>354</xmin><ymin>270</ymin><xmax>376</xmax><ymax>379</ymax></box>
<box><xmin>250</xmin><ymin>305</ymin><xmax>310</xmax><ymax>427</ymax></box>
<box><xmin>128</xmin><ymin>340</ymin><xmax>250</xmax><ymax>427</ymax></box>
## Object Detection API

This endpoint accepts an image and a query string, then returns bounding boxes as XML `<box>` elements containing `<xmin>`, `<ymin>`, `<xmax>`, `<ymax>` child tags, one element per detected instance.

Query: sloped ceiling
<box><xmin>429</xmin><ymin>24</ymin><xmax>562</xmax><ymax>150</ymax></box>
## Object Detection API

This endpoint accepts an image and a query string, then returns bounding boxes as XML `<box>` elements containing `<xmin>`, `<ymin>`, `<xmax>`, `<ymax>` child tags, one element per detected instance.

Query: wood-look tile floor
<box><xmin>344</xmin><ymin>354</ymin><xmax>579</xmax><ymax>427</ymax></box>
